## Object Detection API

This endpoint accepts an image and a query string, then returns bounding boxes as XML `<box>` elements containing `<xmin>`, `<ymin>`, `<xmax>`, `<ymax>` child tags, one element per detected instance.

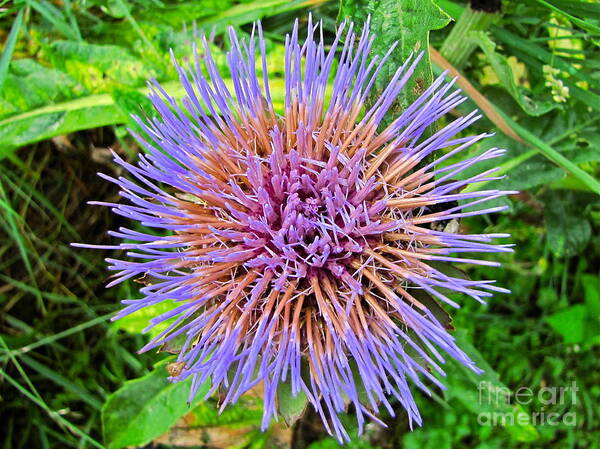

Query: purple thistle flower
<box><xmin>76</xmin><ymin>17</ymin><xmax>515</xmax><ymax>442</ymax></box>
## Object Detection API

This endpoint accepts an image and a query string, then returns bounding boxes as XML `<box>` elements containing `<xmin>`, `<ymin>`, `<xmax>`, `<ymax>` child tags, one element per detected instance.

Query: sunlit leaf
<box><xmin>102</xmin><ymin>358</ymin><xmax>210</xmax><ymax>449</ymax></box>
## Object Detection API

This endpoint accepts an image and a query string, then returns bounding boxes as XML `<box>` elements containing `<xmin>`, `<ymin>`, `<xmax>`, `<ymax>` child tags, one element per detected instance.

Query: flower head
<box><xmin>78</xmin><ymin>17</ymin><xmax>513</xmax><ymax>442</ymax></box>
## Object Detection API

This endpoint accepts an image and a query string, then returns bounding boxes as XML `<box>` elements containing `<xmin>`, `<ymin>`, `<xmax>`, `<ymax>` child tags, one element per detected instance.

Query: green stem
<box><xmin>463</xmin><ymin>117</ymin><xmax>598</xmax><ymax>193</ymax></box>
<box><xmin>499</xmin><ymin>111</ymin><xmax>600</xmax><ymax>195</ymax></box>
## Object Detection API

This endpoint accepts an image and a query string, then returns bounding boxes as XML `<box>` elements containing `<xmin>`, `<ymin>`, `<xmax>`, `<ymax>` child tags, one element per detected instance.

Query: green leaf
<box><xmin>339</xmin><ymin>0</ymin><xmax>451</xmax><ymax>120</ymax></box>
<box><xmin>0</xmin><ymin>79</ymin><xmax>286</xmax><ymax>158</ymax></box>
<box><xmin>470</xmin><ymin>31</ymin><xmax>558</xmax><ymax>116</ymax></box>
<box><xmin>0</xmin><ymin>7</ymin><xmax>24</xmax><ymax>91</ymax></box>
<box><xmin>496</xmin><ymin>157</ymin><xmax>565</xmax><ymax>190</ymax></box>
<box><xmin>544</xmin><ymin>194</ymin><xmax>592</xmax><ymax>257</ymax></box>
<box><xmin>444</xmin><ymin>331</ymin><xmax>540</xmax><ymax>443</ymax></box>
<box><xmin>111</xmin><ymin>300</ymin><xmax>178</xmax><ymax>339</ymax></box>
<box><xmin>102</xmin><ymin>358</ymin><xmax>210</xmax><ymax>449</ymax></box>
<box><xmin>277</xmin><ymin>380</ymin><xmax>308</xmax><ymax>427</ymax></box>
<box><xmin>534</xmin><ymin>0</ymin><xmax>600</xmax><ymax>35</ymax></box>
<box><xmin>47</xmin><ymin>41</ymin><xmax>161</xmax><ymax>92</ymax></box>
<box><xmin>0</xmin><ymin>59</ymin><xmax>82</xmax><ymax>118</ymax></box>
<box><xmin>547</xmin><ymin>0</ymin><xmax>600</xmax><ymax>18</ymax></box>
<box><xmin>0</xmin><ymin>97</ymin><xmax>126</xmax><ymax>158</ymax></box>
<box><xmin>198</xmin><ymin>0</ymin><xmax>319</xmax><ymax>33</ymax></box>
<box><xmin>497</xmin><ymin>110</ymin><xmax>600</xmax><ymax>195</ymax></box>
<box><xmin>546</xmin><ymin>305</ymin><xmax>586</xmax><ymax>344</ymax></box>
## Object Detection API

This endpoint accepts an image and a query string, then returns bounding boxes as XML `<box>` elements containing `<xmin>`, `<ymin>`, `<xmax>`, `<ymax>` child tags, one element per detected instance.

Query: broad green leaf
<box><xmin>0</xmin><ymin>97</ymin><xmax>126</xmax><ymax>158</ymax></box>
<box><xmin>546</xmin><ymin>305</ymin><xmax>586</xmax><ymax>344</ymax></box>
<box><xmin>277</xmin><ymin>380</ymin><xmax>308</xmax><ymax>427</ymax></box>
<box><xmin>102</xmin><ymin>358</ymin><xmax>210</xmax><ymax>449</ymax></box>
<box><xmin>0</xmin><ymin>59</ymin><xmax>82</xmax><ymax>118</ymax></box>
<box><xmin>470</xmin><ymin>31</ymin><xmax>558</xmax><ymax>116</ymax></box>
<box><xmin>0</xmin><ymin>79</ymin><xmax>286</xmax><ymax>158</ymax></box>
<box><xmin>444</xmin><ymin>331</ymin><xmax>540</xmax><ymax>442</ymax></box>
<box><xmin>339</xmin><ymin>0</ymin><xmax>451</xmax><ymax>119</ymax></box>
<box><xmin>496</xmin><ymin>157</ymin><xmax>565</xmax><ymax>190</ymax></box>
<box><xmin>111</xmin><ymin>300</ymin><xmax>178</xmax><ymax>339</ymax></box>
<box><xmin>544</xmin><ymin>197</ymin><xmax>592</xmax><ymax>257</ymax></box>
<box><xmin>47</xmin><ymin>41</ymin><xmax>161</xmax><ymax>92</ymax></box>
<box><xmin>547</xmin><ymin>275</ymin><xmax>600</xmax><ymax>348</ymax></box>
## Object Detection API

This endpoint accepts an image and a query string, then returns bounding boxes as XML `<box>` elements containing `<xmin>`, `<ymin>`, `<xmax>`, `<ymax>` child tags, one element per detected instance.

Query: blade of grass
<box><xmin>0</xmin><ymin>7</ymin><xmax>24</xmax><ymax>90</ymax></box>
<box><xmin>0</xmin><ymin>369</ymin><xmax>105</xmax><ymax>449</ymax></box>
<box><xmin>27</xmin><ymin>0</ymin><xmax>80</xmax><ymax>41</ymax></box>
<box><xmin>0</xmin><ymin>274</ymin><xmax>80</xmax><ymax>304</ymax></box>
<box><xmin>431</xmin><ymin>46</ymin><xmax>600</xmax><ymax>195</ymax></box>
<box><xmin>0</xmin><ymin>312</ymin><xmax>112</xmax><ymax>361</ymax></box>
<box><xmin>463</xmin><ymin>116</ymin><xmax>599</xmax><ymax>192</ymax></box>
<box><xmin>492</xmin><ymin>27</ymin><xmax>596</xmax><ymax>85</ymax></box>
<box><xmin>535</xmin><ymin>0</ymin><xmax>600</xmax><ymax>35</ymax></box>
<box><xmin>0</xmin><ymin>180</ymin><xmax>45</xmax><ymax>312</ymax></box>
<box><xmin>0</xmin><ymin>162</ymin><xmax>80</xmax><ymax>239</ymax></box>
<box><xmin>198</xmin><ymin>0</ymin><xmax>327</xmax><ymax>32</ymax></box>
<box><xmin>0</xmin><ymin>335</ymin><xmax>45</xmax><ymax>408</ymax></box>
<box><xmin>503</xmin><ymin>44</ymin><xmax>600</xmax><ymax>113</ymax></box>
<box><xmin>499</xmin><ymin>112</ymin><xmax>600</xmax><ymax>195</ymax></box>
<box><xmin>19</xmin><ymin>353</ymin><xmax>103</xmax><ymax>410</ymax></box>
<box><xmin>62</xmin><ymin>0</ymin><xmax>82</xmax><ymax>41</ymax></box>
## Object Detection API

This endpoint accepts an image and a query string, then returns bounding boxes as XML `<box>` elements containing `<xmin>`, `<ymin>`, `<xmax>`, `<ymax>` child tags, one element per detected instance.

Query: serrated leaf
<box><xmin>102</xmin><ymin>359</ymin><xmax>210</xmax><ymax>449</ymax></box>
<box><xmin>339</xmin><ymin>0</ymin><xmax>451</xmax><ymax>120</ymax></box>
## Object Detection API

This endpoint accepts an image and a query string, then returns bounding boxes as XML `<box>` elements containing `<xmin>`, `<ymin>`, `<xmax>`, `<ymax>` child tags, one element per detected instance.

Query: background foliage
<box><xmin>0</xmin><ymin>0</ymin><xmax>598</xmax><ymax>448</ymax></box>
